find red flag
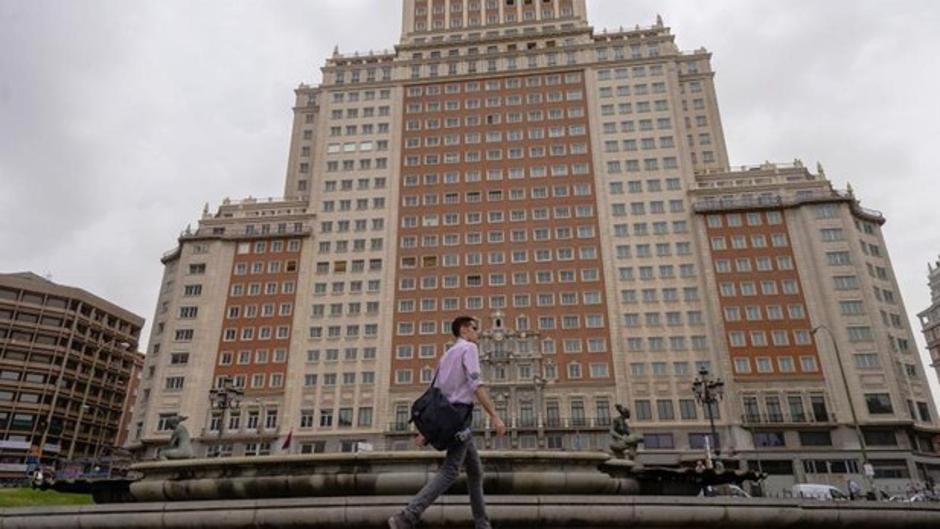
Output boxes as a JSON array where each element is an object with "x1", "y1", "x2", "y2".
[{"x1": 281, "y1": 429, "x2": 293, "y2": 451}]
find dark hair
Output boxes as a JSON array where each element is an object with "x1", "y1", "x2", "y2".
[{"x1": 451, "y1": 316, "x2": 477, "y2": 338}]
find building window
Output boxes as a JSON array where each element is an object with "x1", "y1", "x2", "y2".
[
  {"x1": 865, "y1": 393, "x2": 893, "y2": 415},
  {"x1": 799, "y1": 431, "x2": 832, "y2": 447},
  {"x1": 157, "y1": 414, "x2": 177, "y2": 432},
  {"x1": 164, "y1": 376, "x2": 185, "y2": 390},
  {"x1": 300, "y1": 410, "x2": 315, "y2": 428},
  {"x1": 358, "y1": 407, "x2": 373, "y2": 427},
  {"x1": 689, "y1": 432, "x2": 720, "y2": 450},
  {"x1": 863, "y1": 430, "x2": 898, "y2": 447},
  {"x1": 754, "y1": 431, "x2": 786, "y2": 447},
  {"x1": 644, "y1": 433, "x2": 674, "y2": 449}
]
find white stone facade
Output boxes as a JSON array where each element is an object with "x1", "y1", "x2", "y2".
[{"x1": 131, "y1": 0, "x2": 940, "y2": 493}]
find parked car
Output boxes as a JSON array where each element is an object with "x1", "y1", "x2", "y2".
[
  {"x1": 901, "y1": 492, "x2": 940, "y2": 503},
  {"x1": 700, "y1": 484, "x2": 752, "y2": 498},
  {"x1": 792, "y1": 484, "x2": 850, "y2": 500}
]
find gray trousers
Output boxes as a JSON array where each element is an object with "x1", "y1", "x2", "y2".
[{"x1": 403, "y1": 437, "x2": 490, "y2": 529}]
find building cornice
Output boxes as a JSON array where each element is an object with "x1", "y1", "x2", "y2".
[{"x1": 0, "y1": 273, "x2": 144, "y2": 327}]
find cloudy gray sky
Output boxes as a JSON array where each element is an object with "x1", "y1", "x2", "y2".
[{"x1": 2, "y1": 0, "x2": 939, "y2": 400}]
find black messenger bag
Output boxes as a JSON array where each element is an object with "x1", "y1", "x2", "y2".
[{"x1": 410, "y1": 372, "x2": 470, "y2": 450}]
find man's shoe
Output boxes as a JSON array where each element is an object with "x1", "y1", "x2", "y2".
[{"x1": 388, "y1": 513, "x2": 412, "y2": 529}]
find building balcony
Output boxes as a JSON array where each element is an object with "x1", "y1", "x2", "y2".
[
  {"x1": 740, "y1": 412, "x2": 837, "y2": 428},
  {"x1": 693, "y1": 195, "x2": 785, "y2": 212},
  {"x1": 198, "y1": 427, "x2": 280, "y2": 441},
  {"x1": 692, "y1": 189, "x2": 884, "y2": 223},
  {"x1": 387, "y1": 416, "x2": 611, "y2": 434},
  {"x1": 539, "y1": 417, "x2": 611, "y2": 430},
  {"x1": 180, "y1": 224, "x2": 313, "y2": 242}
]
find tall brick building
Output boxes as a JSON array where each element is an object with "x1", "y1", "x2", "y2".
[{"x1": 131, "y1": 0, "x2": 940, "y2": 492}]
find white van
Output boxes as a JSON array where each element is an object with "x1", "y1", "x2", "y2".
[{"x1": 791, "y1": 484, "x2": 850, "y2": 500}]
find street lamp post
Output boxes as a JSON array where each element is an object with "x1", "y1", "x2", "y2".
[
  {"x1": 692, "y1": 367, "x2": 725, "y2": 460},
  {"x1": 812, "y1": 324, "x2": 875, "y2": 497},
  {"x1": 209, "y1": 376, "x2": 243, "y2": 456},
  {"x1": 89, "y1": 406, "x2": 114, "y2": 474}
]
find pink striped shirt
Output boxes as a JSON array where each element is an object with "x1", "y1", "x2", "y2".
[{"x1": 433, "y1": 338, "x2": 484, "y2": 405}]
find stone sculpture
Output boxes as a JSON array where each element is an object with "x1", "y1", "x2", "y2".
[
  {"x1": 158, "y1": 415, "x2": 194, "y2": 460},
  {"x1": 609, "y1": 404, "x2": 643, "y2": 460}
]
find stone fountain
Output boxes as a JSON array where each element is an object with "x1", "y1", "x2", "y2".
[
  {"x1": 8, "y1": 413, "x2": 939, "y2": 528},
  {"x1": 7, "y1": 448, "x2": 940, "y2": 529}
]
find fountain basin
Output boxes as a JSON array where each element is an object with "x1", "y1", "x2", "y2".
[
  {"x1": 4, "y1": 496, "x2": 940, "y2": 529},
  {"x1": 129, "y1": 451, "x2": 639, "y2": 502}
]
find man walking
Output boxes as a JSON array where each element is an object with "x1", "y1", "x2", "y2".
[{"x1": 389, "y1": 316, "x2": 507, "y2": 529}]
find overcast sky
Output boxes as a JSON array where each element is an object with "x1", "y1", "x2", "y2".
[{"x1": 2, "y1": 0, "x2": 939, "y2": 401}]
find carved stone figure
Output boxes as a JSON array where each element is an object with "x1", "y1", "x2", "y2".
[
  {"x1": 158, "y1": 415, "x2": 194, "y2": 460},
  {"x1": 609, "y1": 404, "x2": 643, "y2": 460}
]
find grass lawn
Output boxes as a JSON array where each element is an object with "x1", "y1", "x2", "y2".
[{"x1": 0, "y1": 488, "x2": 93, "y2": 508}]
